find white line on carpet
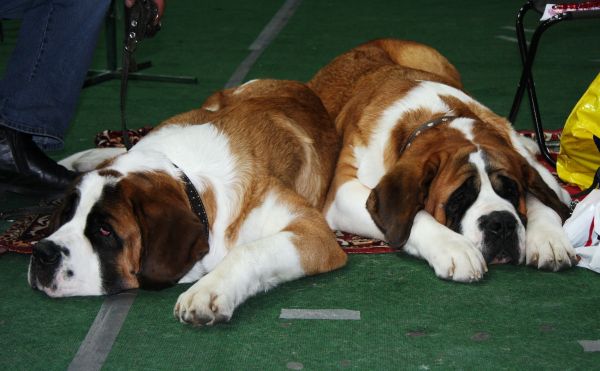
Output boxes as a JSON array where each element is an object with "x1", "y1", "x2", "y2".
[
  {"x1": 225, "y1": 0, "x2": 302, "y2": 88},
  {"x1": 578, "y1": 340, "x2": 600, "y2": 352},
  {"x1": 495, "y1": 35, "x2": 519, "y2": 43},
  {"x1": 68, "y1": 291, "x2": 137, "y2": 371},
  {"x1": 280, "y1": 309, "x2": 361, "y2": 320}
]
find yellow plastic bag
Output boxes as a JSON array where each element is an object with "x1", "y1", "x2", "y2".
[{"x1": 557, "y1": 73, "x2": 600, "y2": 190}]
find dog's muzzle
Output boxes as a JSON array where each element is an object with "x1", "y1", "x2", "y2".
[{"x1": 479, "y1": 211, "x2": 520, "y2": 264}]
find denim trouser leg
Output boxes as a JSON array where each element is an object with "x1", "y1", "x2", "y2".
[{"x1": 0, "y1": 0, "x2": 112, "y2": 150}]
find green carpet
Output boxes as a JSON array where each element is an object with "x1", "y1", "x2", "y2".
[
  {"x1": 1, "y1": 0, "x2": 599, "y2": 369},
  {"x1": 0, "y1": 253, "x2": 105, "y2": 368},
  {"x1": 2, "y1": 252, "x2": 599, "y2": 370},
  {"x1": 105, "y1": 255, "x2": 600, "y2": 370}
]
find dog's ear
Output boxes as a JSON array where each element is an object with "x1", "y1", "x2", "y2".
[
  {"x1": 366, "y1": 158, "x2": 438, "y2": 248},
  {"x1": 201, "y1": 90, "x2": 227, "y2": 111},
  {"x1": 522, "y1": 162, "x2": 571, "y2": 223},
  {"x1": 48, "y1": 189, "x2": 80, "y2": 233},
  {"x1": 130, "y1": 189, "x2": 210, "y2": 289}
]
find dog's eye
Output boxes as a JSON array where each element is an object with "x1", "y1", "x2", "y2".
[
  {"x1": 494, "y1": 175, "x2": 520, "y2": 209},
  {"x1": 449, "y1": 187, "x2": 466, "y2": 204},
  {"x1": 445, "y1": 176, "x2": 479, "y2": 232},
  {"x1": 95, "y1": 221, "x2": 114, "y2": 238},
  {"x1": 99, "y1": 226, "x2": 112, "y2": 237},
  {"x1": 53, "y1": 191, "x2": 80, "y2": 228}
]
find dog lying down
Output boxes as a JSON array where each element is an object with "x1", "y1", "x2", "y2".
[
  {"x1": 309, "y1": 38, "x2": 577, "y2": 282},
  {"x1": 28, "y1": 79, "x2": 347, "y2": 325}
]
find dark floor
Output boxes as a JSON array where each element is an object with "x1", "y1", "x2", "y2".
[{"x1": 1, "y1": 1, "x2": 599, "y2": 369}]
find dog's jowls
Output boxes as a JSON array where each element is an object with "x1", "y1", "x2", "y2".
[
  {"x1": 309, "y1": 38, "x2": 576, "y2": 282},
  {"x1": 28, "y1": 79, "x2": 347, "y2": 326}
]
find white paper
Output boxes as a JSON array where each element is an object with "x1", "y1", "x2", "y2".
[
  {"x1": 540, "y1": 4, "x2": 558, "y2": 21},
  {"x1": 563, "y1": 190, "x2": 600, "y2": 273}
]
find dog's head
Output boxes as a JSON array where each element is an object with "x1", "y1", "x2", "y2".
[
  {"x1": 366, "y1": 118, "x2": 570, "y2": 264},
  {"x1": 28, "y1": 153, "x2": 210, "y2": 297}
]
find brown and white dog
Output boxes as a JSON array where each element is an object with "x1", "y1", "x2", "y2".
[
  {"x1": 309, "y1": 39, "x2": 577, "y2": 282},
  {"x1": 28, "y1": 79, "x2": 347, "y2": 325}
]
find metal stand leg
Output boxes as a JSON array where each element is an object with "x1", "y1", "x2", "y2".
[
  {"x1": 508, "y1": 2, "x2": 534, "y2": 123},
  {"x1": 508, "y1": 2, "x2": 565, "y2": 167},
  {"x1": 84, "y1": 0, "x2": 197, "y2": 88},
  {"x1": 522, "y1": 17, "x2": 564, "y2": 167}
]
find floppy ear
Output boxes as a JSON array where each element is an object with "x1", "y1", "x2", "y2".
[
  {"x1": 366, "y1": 158, "x2": 438, "y2": 248},
  {"x1": 48, "y1": 188, "x2": 80, "y2": 233},
  {"x1": 522, "y1": 162, "x2": 571, "y2": 223},
  {"x1": 132, "y1": 197, "x2": 210, "y2": 289}
]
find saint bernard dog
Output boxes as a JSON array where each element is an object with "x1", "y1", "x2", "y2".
[
  {"x1": 28, "y1": 79, "x2": 347, "y2": 325},
  {"x1": 308, "y1": 38, "x2": 577, "y2": 282}
]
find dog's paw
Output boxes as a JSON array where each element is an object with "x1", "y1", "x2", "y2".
[
  {"x1": 526, "y1": 225, "x2": 578, "y2": 271},
  {"x1": 174, "y1": 278, "x2": 234, "y2": 326},
  {"x1": 427, "y1": 236, "x2": 487, "y2": 282}
]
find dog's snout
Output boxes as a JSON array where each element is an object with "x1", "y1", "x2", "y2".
[
  {"x1": 479, "y1": 211, "x2": 517, "y2": 239},
  {"x1": 32, "y1": 240, "x2": 62, "y2": 266}
]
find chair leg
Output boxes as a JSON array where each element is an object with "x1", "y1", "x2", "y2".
[
  {"x1": 508, "y1": 1, "x2": 534, "y2": 123},
  {"x1": 508, "y1": 1, "x2": 567, "y2": 167},
  {"x1": 520, "y1": 16, "x2": 565, "y2": 167}
]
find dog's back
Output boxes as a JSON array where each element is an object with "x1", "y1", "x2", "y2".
[
  {"x1": 160, "y1": 79, "x2": 340, "y2": 209},
  {"x1": 308, "y1": 38, "x2": 462, "y2": 121}
]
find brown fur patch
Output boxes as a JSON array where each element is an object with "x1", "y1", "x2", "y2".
[
  {"x1": 309, "y1": 38, "x2": 462, "y2": 121},
  {"x1": 209, "y1": 80, "x2": 339, "y2": 209},
  {"x1": 96, "y1": 157, "x2": 118, "y2": 170},
  {"x1": 200, "y1": 184, "x2": 217, "y2": 228},
  {"x1": 279, "y1": 191, "x2": 347, "y2": 275},
  {"x1": 105, "y1": 171, "x2": 211, "y2": 288},
  {"x1": 98, "y1": 169, "x2": 123, "y2": 178}
]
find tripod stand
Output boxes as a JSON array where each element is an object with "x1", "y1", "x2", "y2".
[{"x1": 85, "y1": 0, "x2": 197, "y2": 88}]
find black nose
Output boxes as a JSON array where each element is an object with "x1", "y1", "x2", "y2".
[
  {"x1": 479, "y1": 211, "x2": 517, "y2": 239},
  {"x1": 32, "y1": 240, "x2": 62, "y2": 266}
]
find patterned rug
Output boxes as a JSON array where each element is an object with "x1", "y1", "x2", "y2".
[{"x1": 0, "y1": 128, "x2": 576, "y2": 255}]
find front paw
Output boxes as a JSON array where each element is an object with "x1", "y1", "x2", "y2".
[
  {"x1": 174, "y1": 279, "x2": 234, "y2": 326},
  {"x1": 526, "y1": 226, "x2": 578, "y2": 271},
  {"x1": 427, "y1": 236, "x2": 487, "y2": 282}
]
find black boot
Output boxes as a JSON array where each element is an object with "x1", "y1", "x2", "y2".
[{"x1": 0, "y1": 126, "x2": 78, "y2": 196}]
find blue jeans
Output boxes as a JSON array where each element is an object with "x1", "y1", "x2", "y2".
[{"x1": 0, "y1": 0, "x2": 111, "y2": 150}]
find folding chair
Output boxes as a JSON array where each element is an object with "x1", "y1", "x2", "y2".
[{"x1": 508, "y1": 0, "x2": 600, "y2": 166}]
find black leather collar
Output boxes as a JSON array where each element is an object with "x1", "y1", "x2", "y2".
[
  {"x1": 397, "y1": 116, "x2": 457, "y2": 156},
  {"x1": 173, "y1": 163, "x2": 210, "y2": 236}
]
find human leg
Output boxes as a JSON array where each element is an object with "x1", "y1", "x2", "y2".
[
  {"x1": 0, "y1": 0, "x2": 112, "y2": 148},
  {"x1": 0, "y1": 0, "x2": 111, "y2": 195}
]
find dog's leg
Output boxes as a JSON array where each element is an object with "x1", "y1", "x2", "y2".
[
  {"x1": 174, "y1": 233, "x2": 306, "y2": 325},
  {"x1": 404, "y1": 210, "x2": 488, "y2": 282},
  {"x1": 525, "y1": 195, "x2": 577, "y2": 271},
  {"x1": 174, "y1": 190, "x2": 347, "y2": 326},
  {"x1": 325, "y1": 179, "x2": 385, "y2": 240}
]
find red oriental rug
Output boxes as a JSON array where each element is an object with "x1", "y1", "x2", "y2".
[{"x1": 0, "y1": 128, "x2": 580, "y2": 255}]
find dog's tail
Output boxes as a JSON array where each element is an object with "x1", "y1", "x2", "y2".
[{"x1": 368, "y1": 38, "x2": 462, "y2": 89}]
